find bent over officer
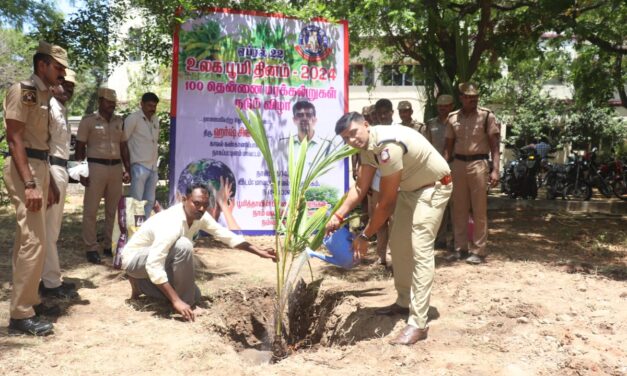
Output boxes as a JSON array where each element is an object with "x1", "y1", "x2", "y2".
[
  {"x1": 3, "y1": 41, "x2": 68, "y2": 335},
  {"x1": 76, "y1": 88, "x2": 131, "y2": 264},
  {"x1": 326, "y1": 112, "x2": 452, "y2": 345},
  {"x1": 443, "y1": 83, "x2": 500, "y2": 264}
]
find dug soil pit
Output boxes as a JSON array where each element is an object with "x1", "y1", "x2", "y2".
[{"x1": 205, "y1": 280, "x2": 398, "y2": 356}]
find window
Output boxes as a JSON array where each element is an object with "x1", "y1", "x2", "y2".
[
  {"x1": 380, "y1": 65, "x2": 424, "y2": 86},
  {"x1": 127, "y1": 28, "x2": 142, "y2": 62},
  {"x1": 349, "y1": 64, "x2": 374, "y2": 86}
]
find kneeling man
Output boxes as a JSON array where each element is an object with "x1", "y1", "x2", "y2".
[
  {"x1": 120, "y1": 183, "x2": 276, "y2": 321},
  {"x1": 327, "y1": 112, "x2": 452, "y2": 345}
]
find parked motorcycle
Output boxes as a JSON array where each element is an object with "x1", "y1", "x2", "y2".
[
  {"x1": 562, "y1": 153, "x2": 593, "y2": 201},
  {"x1": 501, "y1": 146, "x2": 541, "y2": 199}
]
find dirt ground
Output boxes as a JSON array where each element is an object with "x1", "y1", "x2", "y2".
[{"x1": 0, "y1": 188, "x2": 626, "y2": 376}]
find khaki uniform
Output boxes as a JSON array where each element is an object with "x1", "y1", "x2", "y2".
[
  {"x1": 2, "y1": 74, "x2": 51, "y2": 319},
  {"x1": 42, "y1": 97, "x2": 71, "y2": 288},
  {"x1": 445, "y1": 107, "x2": 499, "y2": 256},
  {"x1": 401, "y1": 119, "x2": 422, "y2": 131},
  {"x1": 77, "y1": 112, "x2": 126, "y2": 252},
  {"x1": 422, "y1": 117, "x2": 451, "y2": 247},
  {"x1": 361, "y1": 125, "x2": 451, "y2": 329}
]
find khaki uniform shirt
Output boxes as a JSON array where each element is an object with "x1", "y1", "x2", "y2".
[
  {"x1": 77, "y1": 112, "x2": 126, "y2": 159},
  {"x1": 48, "y1": 97, "x2": 70, "y2": 160},
  {"x1": 401, "y1": 119, "x2": 422, "y2": 131},
  {"x1": 445, "y1": 107, "x2": 499, "y2": 155},
  {"x1": 2, "y1": 74, "x2": 51, "y2": 150},
  {"x1": 124, "y1": 109, "x2": 159, "y2": 170},
  {"x1": 121, "y1": 203, "x2": 245, "y2": 285},
  {"x1": 360, "y1": 125, "x2": 450, "y2": 192},
  {"x1": 422, "y1": 117, "x2": 448, "y2": 156}
]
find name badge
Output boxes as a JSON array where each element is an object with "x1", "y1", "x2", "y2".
[{"x1": 95, "y1": 124, "x2": 104, "y2": 130}]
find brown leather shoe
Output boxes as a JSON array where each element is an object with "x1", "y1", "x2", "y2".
[
  {"x1": 389, "y1": 325, "x2": 428, "y2": 345},
  {"x1": 374, "y1": 304, "x2": 409, "y2": 316}
]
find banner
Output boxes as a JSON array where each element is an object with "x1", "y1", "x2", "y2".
[{"x1": 170, "y1": 8, "x2": 349, "y2": 234}]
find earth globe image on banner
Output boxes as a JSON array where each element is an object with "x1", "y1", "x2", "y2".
[{"x1": 177, "y1": 158, "x2": 237, "y2": 198}]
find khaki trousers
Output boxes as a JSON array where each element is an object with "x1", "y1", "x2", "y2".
[
  {"x1": 388, "y1": 182, "x2": 451, "y2": 329},
  {"x1": 82, "y1": 162, "x2": 123, "y2": 252},
  {"x1": 451, "y1": 159, "x2": 489, "y2": 256},
  {"x1": 4, "y1": 157, "x2": 49, "y2": 319},
  {"x1": 368, "y1": 190, "x2": 390, "y2": 262},
  {"x1": 125, "y1": 238, "x2": 200, "y2": 306},
  {"x1": 43, "y1": 165, "x2": 68, "y2": 288}
]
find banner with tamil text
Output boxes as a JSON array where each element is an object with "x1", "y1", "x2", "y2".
[{"x1": 170, "y1": 8, "x2": 349, "y2": 234}]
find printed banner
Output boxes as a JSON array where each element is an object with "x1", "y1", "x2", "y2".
[{"x1": 170, "y1": 8, "x2": 349, "y2": 234}]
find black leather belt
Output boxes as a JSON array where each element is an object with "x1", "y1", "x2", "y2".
[
  {"x1": 87, "y1": 157, "x2": 121, "y2": 166},
  {"x1": 455, "y1": 154, "x2": 489, "y2": 162},
  {"x1": 49, "y1": 155, "x2": 68, "y2": 168},
  {"x1": 25, "y1": 148, "x2": 49, "y2": 161}
]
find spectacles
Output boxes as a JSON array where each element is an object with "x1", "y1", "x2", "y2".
[{"x1": 295, "y1": 112, "x2": 315, "y2": 119}]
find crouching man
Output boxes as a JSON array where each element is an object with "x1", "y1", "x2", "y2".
[
  {"x1": 120, "y1": 183, "x2": 276, "y2": 321},
  {"x1": 326, "y1": 112, "x2": 452, "y2": 345}
]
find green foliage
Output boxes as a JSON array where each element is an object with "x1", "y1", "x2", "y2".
[
  {"x1": 561, "y1": 103, "x2": 627, "y2": 151},
  {"x1": 570, "y1": 46, "x2": 616, "y2": 108},
  {"x1": 236, "y1": 108, "x2": 356, "y2": 347}
]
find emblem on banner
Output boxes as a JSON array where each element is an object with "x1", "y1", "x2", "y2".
[{"x1": 295, "y1": 25, "x2": 332, "y2": 62}]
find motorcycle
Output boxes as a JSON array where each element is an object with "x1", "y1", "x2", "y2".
[
  {"x1": 501, "y1": 146, "x2": 541, "y2": 199},
  {"x1": 562, "y1": 153, "x2": 593, "y2": 201}
]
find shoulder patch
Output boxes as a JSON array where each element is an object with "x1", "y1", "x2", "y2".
[
  {"x1": 20, "y1": 86, "x2": 37, "y2": 105},
  {"x1": 379, "y1": 148, "x2": 391, "y2": 163}
]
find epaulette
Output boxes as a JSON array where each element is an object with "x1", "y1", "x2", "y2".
[
  {"x1": 447, "y1": 109, "x2": 460, "y2": 119},
  {"x1": 478, "y1": 106, "x2": 493, "y2": 114},
  {"x1": 20, "y1": 80, "x2": 36, "y2": 91}
]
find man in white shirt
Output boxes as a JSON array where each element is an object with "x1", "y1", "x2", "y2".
[
  {"x1": 41, "y1": 69, "x2": 79, "y2": 300},
  {"x1": 121, "y1": 183, "x2": 276, "y2": 321},
  {"x1": 124, "y1": 92, "x2": 160, "y2": 218}
]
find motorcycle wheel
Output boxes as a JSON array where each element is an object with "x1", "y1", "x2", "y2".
[
  {"x1": 613, "y1": 178, "x2": 627, "y2": 201},
  {"x1": 563, "y1": 181, "x2": 592, "y2": 201},
  {"x1": 597, "y1": 179, "x2": 613, "y2": 198}
]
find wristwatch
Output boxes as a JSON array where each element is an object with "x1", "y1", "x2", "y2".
[
  {"x1": 24, "y1": 180, "x2": 36, "y2": 189},
  {"x1": 358, "y1": 232, "x2": 371, "y2": 241}
]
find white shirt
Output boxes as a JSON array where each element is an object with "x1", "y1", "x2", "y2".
[
  {"x1": 124, "y1": 109, "x2": 159, "y2": 170},
  {"x1": 48, "y1": 97, "x2": 71, "y2": 160},
  {"x1": 121, "y1": 203, "x2": 246, "y2": 284}
]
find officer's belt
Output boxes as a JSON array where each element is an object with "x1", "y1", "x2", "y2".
[
  {"x1": 87, "y1": 157, "x2": 121, "y2": 166},
  {"x1": 455, "y1": 154, "x2": 489, "y2": 162},
  {"x1": 25, "y1": 148, "x2": 49, "y2": 161},
  {"x1": 49, "y1": 155, "x2": 68, "y2": 168},
  {"x1": 416, "y1": 174, "x2": 452, "y2": 191}
]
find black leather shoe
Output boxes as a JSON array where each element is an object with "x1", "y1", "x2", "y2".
[
  {"x1": 102, "y1": 248, "x2": 113, "y2": 257},
  {"x1": 34, "y1": 303, "x2": 61, "y2": 316},
  {"x1": 40, "y1": 283, "x2": 79, "y2": 299},
  {"x1": 374, "y1": 304, "x2": 409, "y2": 316},
  {"x1": 9, "y1": 316, "x2": 54, "y2": 336},
  {"x1": 40, "y1": 280, "x2": 76, "y2": 292},
  {"x1": 465, "y1": 254, "x2": 486, "y2": 265},
  {"x1": 445, "y1": 250, "x2": 469, "y2": 262},
  {"x1": 86, "y1": 251, "x2": 102, "y2": 264}
]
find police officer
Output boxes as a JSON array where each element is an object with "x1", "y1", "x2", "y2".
[
  {"x1": 76, "y1": 88, "x2": 131, "y2": 264},
  {"x1": 41, "y1": 69, "x2": 79, "y2": 299},
  {"x1": 3, "y1": 41, "x2": 68, "y2": 335},
  {"x1": 397, "y1": 100, "x2": 422, "y2": 130},
  {"x1": 443, "y1": 83, "x2": 500, "y2": 264},
  {"x1": 423, "y1": 94, "x2": 455, "y2": 249},
  {"x1": 327, "y1": 112, "x2": 452, "y2": 345},
  {"x1": 421, "y1": 94, "x2": 454, "y2": 155}
]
